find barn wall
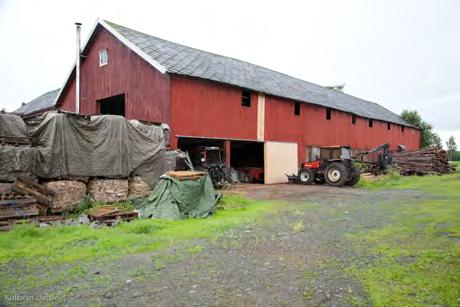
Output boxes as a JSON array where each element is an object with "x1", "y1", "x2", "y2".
[
  {"x1": 263, "y1": 95, "x2": 420, "y2": 162},
  {"x1": 57, "y1": 26, "x2": 170, "y2": 124},
  {"x1": 169, "y1": 76, "x2": 258, "y2": 147}
]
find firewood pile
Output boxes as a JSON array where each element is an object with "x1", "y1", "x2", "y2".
[
  {"x1": 392, "y1": 147, "x2": 455, "y2": 175},
  {"x1": 88, "y1": 179, "x2": 129, "y2": 202},
  {"x1": 128, "y1": 176, "x2": 151, "y2": 199},
  {"x1": 0, "y1": 177, "x2": 141, "y2": 231}
]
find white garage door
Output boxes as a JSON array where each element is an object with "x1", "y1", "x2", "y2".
[{"x1": 264, "y1": 141, "x2": 298, "y2": 184}]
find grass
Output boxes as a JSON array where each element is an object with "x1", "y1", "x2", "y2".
[
  {"x1": 0, "y1": 194, "x2": 277, "y2": 265},
  {"x1": 347, "y1": 169, "x2": 460, "y2": 306}
]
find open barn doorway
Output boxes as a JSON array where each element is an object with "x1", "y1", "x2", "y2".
[
  {"x1": 230, "y1": 141, "x2": 264, "y2": 183},
  {"x1": 177, "y1": 137, "x2": 225, "y2": 168},
  {"x1": 176, "y1": 137, "x2": 264, "y2": 183},
  {"x1": 98, "y1": 94, "x2": 125, "y2": 116}
]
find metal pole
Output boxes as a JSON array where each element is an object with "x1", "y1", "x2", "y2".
[{"x1": 75, "y1": 22, "x2": 82, "y2": 114}]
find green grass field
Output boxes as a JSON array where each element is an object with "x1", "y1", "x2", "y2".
[{"x1": 0, "y1": 195, "x2": 277, "y2": 265}]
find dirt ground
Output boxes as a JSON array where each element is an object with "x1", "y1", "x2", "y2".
[{"x1": 2, "y1": 184, "x2": 430, "y2": 306}]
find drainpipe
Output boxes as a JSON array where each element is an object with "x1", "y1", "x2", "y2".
[{"x1": 75, "y1": 22, "x2": 82, "y2": 114}]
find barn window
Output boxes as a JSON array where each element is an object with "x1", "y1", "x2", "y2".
[
  {"x1": 294, "y1": 102, "x2": 300, "y2": 116},
  {"x1": 369, "y1": 119, "x2": 373, "y2": 128},
  {"x1": 387, "y1": 123, "x2": 391, "y2": 130},
  {"x1": 241, "y1": 90, "x2": 251, "y2": 107},
  {"x1": 402, "y1": 126, "x2": 405, "y2": 133},
  {"x1": 99, "y1": 49, "x2": 108, "y2": 67},
  {"x1": 326, "y1": 108, "x2": 331, "y2": 120},
  {"x1": 352, "y1": 115, "x2": 356, "y2": 125}
]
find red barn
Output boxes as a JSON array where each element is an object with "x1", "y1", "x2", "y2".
[{"x1": 19, "y1": 19, "x2": 420, "y2": 183}]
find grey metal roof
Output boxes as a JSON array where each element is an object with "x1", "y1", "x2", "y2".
[
  {"x1": 106, "y1": 21, "x2": 413, "y2": 127},
  {"x1": 14, "y1": 89, "x2": 60, "y2": 115}
]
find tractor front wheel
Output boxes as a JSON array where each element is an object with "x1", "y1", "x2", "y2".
[
  {"x1": 298, "y1": 168, "x2": 315, "y2": 185},
  {"x1": 324, "y1": 162, "x2": 348, "y2": 186}
]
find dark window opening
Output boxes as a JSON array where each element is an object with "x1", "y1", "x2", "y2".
[
  {"x1": 369, "y1": 119, "x2": 373, "y2": 128},
  {"x1": 402, "y1": 126, "x2": 405, "y2": 133},
  {"x1": 326, "y1": 108, "x2": 331, "y2": 120},
  {"x1": 387, "y1": 123, "x2": 391, "y2": 130},
  {"x1": 352, "y1": 115, "x2": 356, "y2": 125},
  {"x1": 98, "y1": 94, "x2": 125, "y2": 116},
  {"x1": 294, "y1": 102, "x2": 300, "y2": 116},
  {"x1": 241, "y1": 90, "x2": 251, "y2": 107}
]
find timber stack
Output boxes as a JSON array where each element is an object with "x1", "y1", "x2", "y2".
[{"x1": 392, "y1": 147, "x2": 455, "y2": 175}]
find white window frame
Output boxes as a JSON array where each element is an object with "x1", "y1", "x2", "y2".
[{"x1": 99, "y1": 49, "x2": 108, "y2": 67}]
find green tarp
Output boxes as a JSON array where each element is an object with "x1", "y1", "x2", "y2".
[{"x1": 138, "y1": 174, "x2": 218, "y2": 219}]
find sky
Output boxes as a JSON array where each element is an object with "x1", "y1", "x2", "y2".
[{"x1": 0, "y1": 0, "x2": 459, "y2": 146}]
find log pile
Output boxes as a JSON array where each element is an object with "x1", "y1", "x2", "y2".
[
  {"x1": 128, "y1": 176, "x2": 151, "y2": 199},
  {"x1": 392, "y1": 147, "x2": 455, "y2": 175},
  {"x1": 43, "y1": 180, "x2": 87, "y2": 212},
  {"x1": 88, "y1": 179, "x2": 128, "y2": 202}
]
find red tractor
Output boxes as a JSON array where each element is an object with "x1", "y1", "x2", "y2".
[{"x1": 298, "y1": 146, "x2": 360, "y2": 186}]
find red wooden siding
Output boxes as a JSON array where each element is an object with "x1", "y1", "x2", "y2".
[
  {"x1": 264, "y1": 95, "x2": 420, "y2": 162},
  {"x1": 169, "y1": 76, "x2": 258, "y2": 147},
  {"x1": 57, "y1": 26, "x2": 170, "y2": 124}
]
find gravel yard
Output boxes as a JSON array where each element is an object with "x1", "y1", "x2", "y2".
[{"x1": 1, "y1": 173, "x2": 459, "y2": 306}]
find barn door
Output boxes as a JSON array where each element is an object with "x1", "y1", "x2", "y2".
[{"x1": 264, "y1": 141, "x2": 298, "y2": 184}]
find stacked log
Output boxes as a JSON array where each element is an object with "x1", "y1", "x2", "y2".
[
  {"x1": 88, "y1": 179, "x2": 128, "y2": 202},
  {"x1": 128, "y1": 176, "x2": 151, "y2": 199},
  {"x1": 392, "y1": 147, "x2": 455, "y2": 175},
  {"x1": 43, "y1": 180, "x2": 87, "y2": 212}
]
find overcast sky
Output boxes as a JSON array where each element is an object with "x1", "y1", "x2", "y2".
[{"x1": 0, "y1": 0, "x2": 459, "y2": 145}]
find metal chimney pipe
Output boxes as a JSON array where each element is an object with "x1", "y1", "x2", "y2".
[{"x1": 75, "y1": 22, "x2": 82, "y2": 114}]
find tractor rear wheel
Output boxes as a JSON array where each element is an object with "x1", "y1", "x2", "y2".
[
  {"x1": 298, "y1": 168, "x2": 315, "y2": 185},
  {"x1": 345, "y1": 165, "x2": 360, "y2": 186},
  {"x1": 325, "y1": 162, "x2": 348, "y2": 186}
]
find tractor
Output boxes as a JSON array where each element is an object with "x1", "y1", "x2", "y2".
[
  {"x1": 297, "y1": 144, "x2": 392, "y2": 186},
  {"x1": 298, "y1": 146, "x2": 360, "y2": 186},
  {"x1": 194, "y1": 146, "x2": 228, "y2": 187}
]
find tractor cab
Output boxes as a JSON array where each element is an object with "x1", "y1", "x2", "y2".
[
  {"x1": 304, "y1": 146, "x2": 352, "y2": 170},
  {"x1": 195, "y1": 146, "x2": 223, "y2": 168}
]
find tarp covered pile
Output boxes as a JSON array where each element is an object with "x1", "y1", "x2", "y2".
[
  {"x1": 138, "y1": 174, "x2": 218, "y2": 219},
  {"x1": 0, "y1": 112, "x2": 166, "y2": 186}
]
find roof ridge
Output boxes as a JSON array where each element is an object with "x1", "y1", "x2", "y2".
[{"x1": 104, "y1": 20, "x2": 410, "y2": 124}]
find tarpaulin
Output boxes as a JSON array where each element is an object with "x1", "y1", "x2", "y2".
[
  {"x1": 0, "y1": 112, "x2": 166, "y2": 186},
  {"x1": 138, "y1": 174, "x2": 217, "y2": 219}
]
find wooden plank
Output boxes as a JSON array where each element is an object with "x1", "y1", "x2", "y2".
[
  {"x1": 0, "y1": 198, "x2": 36, "y2": 207},
  {"x1": 167, "y1": 171, "x2": 207, "y2": 180},
  {"x1": 12, "y1": 177, "x2": 54, "y2": 207},
  {"x1": 0, "y1": 207, "x2": 39, "y2": 220}
]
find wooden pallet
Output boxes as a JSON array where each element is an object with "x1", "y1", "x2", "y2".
[
  {"x1": 88, "y1": 207, "x2": 138, "y2": 225},
  {"x1": 0, "y1": 198, "x2": 39, "y2": 221},
  {"x1": 167, "y1": 171, "x2": 207, "y2": 180}
]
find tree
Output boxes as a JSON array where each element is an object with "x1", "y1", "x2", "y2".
[
  {"x1": 431, "y1": 134, "x2": 442, "y2": 148},
  {"x1": 326, "y1": 84, "x2": 345, "y2": 92},
  {"x1": 446, "y1": 136, "x2": 457, "y2": 161},
  {"x1": 400, "y1": 110, "x2": 441, "y2": 148}
]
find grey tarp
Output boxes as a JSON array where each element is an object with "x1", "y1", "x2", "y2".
[
  {"x1": 0, "y1": 113, "x2": 166, "y2": 186},
  {"x1": 0, "y1": 113, "x2": 30, "y2": 138},
  {"x1": 138, "y1": 174, "x2": 217, "y2": 219}
]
